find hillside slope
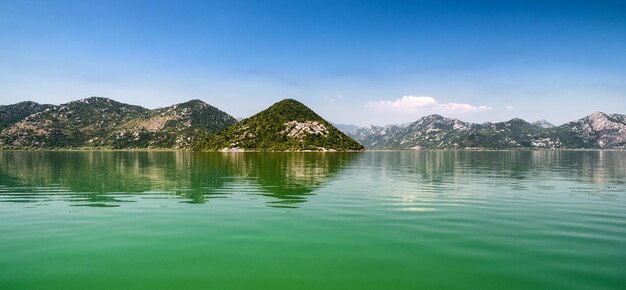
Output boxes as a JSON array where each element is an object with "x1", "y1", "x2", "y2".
[
  {"x1": 0, "y1": 97, "x2": 236, "y2": 149},
  {"x1": 192, "y1": 99, "x2": 363, "y2": 151},
  {"x1": 110, "y1": 99, "x2": 236, "y2": 148}
]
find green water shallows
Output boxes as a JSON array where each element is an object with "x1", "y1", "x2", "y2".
[{"x1": 0, "y1": 151, "x2": 625, "y2": 289}]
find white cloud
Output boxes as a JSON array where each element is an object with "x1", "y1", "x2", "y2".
[
  {"x1": 366, "y1": 95, "x2": 437, "y2": 111},
  {"x1": 505, "y1": 105, "x2": 514, "y2": 110},
  {"x1": 366, "y1": 95, "x2": 492, "y2": 113}
]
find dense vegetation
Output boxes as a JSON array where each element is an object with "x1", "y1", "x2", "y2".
[{"x1": 192, "y1": 99, "x2": 364, "y2": 151}]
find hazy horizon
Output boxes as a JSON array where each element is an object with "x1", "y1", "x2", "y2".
[{"x1": 1, "y1": 95, "x2": 616, "y2": 128}]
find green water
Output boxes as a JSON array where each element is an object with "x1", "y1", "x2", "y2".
[{"x1": 0, "y1": 151, "x2": 625, "y2": 289}]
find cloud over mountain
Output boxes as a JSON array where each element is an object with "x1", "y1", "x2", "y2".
[{"x1": 365, "y1": 95, "x2": 492, "y2": 113}]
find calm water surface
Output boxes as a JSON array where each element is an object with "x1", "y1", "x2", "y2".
[{"x1": 0, "y1": 151, "x2": 625, "y2": 289}]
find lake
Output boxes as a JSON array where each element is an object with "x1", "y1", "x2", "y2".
[{"x1": 0, "y1": 150, "x2": 625, "y2": 289}]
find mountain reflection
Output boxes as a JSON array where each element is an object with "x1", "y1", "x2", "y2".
[
  {"x1": 364, "y1": 150, "x2": 626, "y2": 186},
  {"x1": 0, "y1": 151, "x2": 359, "y2": 207},
  {"x1": 360, "y1": 150, "x2": 626, "y2": 206},
  {"x1": 1, "y1": 150, "x2": 624, "y2": 208},
  {"x1": 234, "y1": 153, "x2": 359, "y2": 208}
]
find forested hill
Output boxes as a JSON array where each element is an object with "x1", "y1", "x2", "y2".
[{"x1": 192, "y1": 99, "x2": 364, "y2": 151}]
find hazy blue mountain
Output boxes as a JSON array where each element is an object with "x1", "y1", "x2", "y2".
[
  {"x1": 532, "y1": 120, "x2": 556, "y2": 128},
  {"x1": 349, "y1": 124, "x2": 404, "y2": 149},
  {"x1": 332, "y1": 123, "x2": 361, "y2": 135}
]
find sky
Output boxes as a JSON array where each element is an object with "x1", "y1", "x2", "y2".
[{"x1": 0, "y1": 0, "x2": 625, "y2": 126}]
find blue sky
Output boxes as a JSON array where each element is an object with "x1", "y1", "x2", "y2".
[{"x1": 1, "y1": 0, "x2": 625, "y2": 126}]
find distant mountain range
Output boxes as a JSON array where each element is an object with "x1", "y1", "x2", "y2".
[
  {"x1": 531, "y1": 120, "x2": 556, "y2": 129},
  {"x1": 345, "y1": 112, "x2": 626, "y2": 149},
  {"x1": 1, "y1": 97, "x2": 624, "y2": 150}
]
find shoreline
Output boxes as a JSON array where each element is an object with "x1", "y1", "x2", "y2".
[{"x1": 0, "y1": 148, "x2": 624, "y2": 152}]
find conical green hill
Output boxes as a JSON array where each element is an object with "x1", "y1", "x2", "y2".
[{"x1": 192, "y1": 99, "x2": 364, "y2": 151}]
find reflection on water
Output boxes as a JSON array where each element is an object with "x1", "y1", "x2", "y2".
[
  {"x1": 0, "y1": 150, "x2": 624, "y2": 208},
  {"x1": 2, "y1": 150, "x2": 625, "y2": 290},
  {"x1": 0, "y1": 151, "x2": 360, "y2": 208},
  {"x1": 362, "y1": 150, "x2": 626, "y2": 184},
  {"x1": 235, "y1": 153, "x2": 358, "y2": 207},
  {"x1": 358, "y1": 150, "x2": 626, "y2": 212}
]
